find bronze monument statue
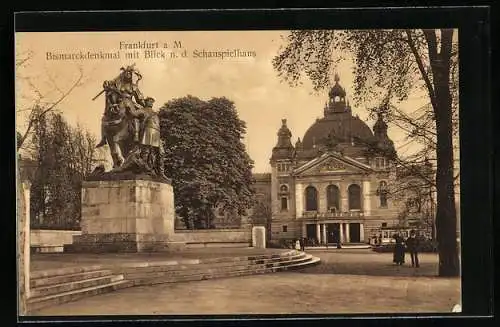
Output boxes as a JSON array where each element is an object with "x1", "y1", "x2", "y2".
[{"x1": 89, "y1": 64, "x2": 167, "y2": 181}]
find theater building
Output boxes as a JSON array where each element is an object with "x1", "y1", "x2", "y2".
[{"x1": 266, "y1": 75, "x2": 402, "y2": 244}]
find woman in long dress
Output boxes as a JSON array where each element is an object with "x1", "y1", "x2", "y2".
[
  {"x1": 393, "y1": 234, "x2": 405, "y2": 265},
  {"x1": 295, "y1": 239, "x2": 301, "y2": 251}
]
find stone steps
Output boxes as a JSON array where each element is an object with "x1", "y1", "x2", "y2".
[
  {"x1": 278, "y1": 255, "x2": 322, "y2": 271},
  {"x1": 131, "y1": 253, "x2": 319, "y2": 286},
  {"x1": 31, "y1": 269, "x2": 113, "y2": 288},
  {"x1": 121, "y1": 252, "x2": 309, "y2": 280},
  {"x1": 119, "y1": 251, "x2": 308, "y2": 277},
  {"x1": 30, "y1": 275, "x2": 124, "y2": 298},
  {"x1": 28, "y1": 266, "x2": 129, "y2": 313},
  {"x1": 28, "y1": 279, "x2": 133, "y2": 313},
  {"x1": 27, "y1": 250, "x2": 320, "y2": 313},
  {"x1": 30, "y1": 265, "x2": 105, "y2": 280}
]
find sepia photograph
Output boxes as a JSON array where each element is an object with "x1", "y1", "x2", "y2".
[{"x1": 16, "y1": 27, "x2": 463, "y2": 317}]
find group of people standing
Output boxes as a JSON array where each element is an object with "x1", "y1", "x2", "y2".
[{"x1": 393, "y1": 230, "x2": 421, "y2": 268}]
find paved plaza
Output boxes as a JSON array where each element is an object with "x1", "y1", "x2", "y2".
[{"x1": 31, "y1": 249, "x2": 460, "y2": 315}]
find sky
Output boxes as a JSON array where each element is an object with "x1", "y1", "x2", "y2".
[{"x1": 15, "y1": 31, "x2": 430, "y2": 173}]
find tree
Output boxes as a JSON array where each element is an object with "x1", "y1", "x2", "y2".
[
  {"x1": 273, "y1": 29, "x2": 459, "y2": 276},
  {"x1": 29, "y1": 109, "x2": 101, "y2": 229},
  {"x1": 159, "y1": 96, "x2": 255, "y2": 229},
  {"x1": 389, "y1": 161, "x2": 436, "y2": 238}
]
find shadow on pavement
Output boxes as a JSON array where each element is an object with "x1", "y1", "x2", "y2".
[
  {"x1": 296, "y1": 261, "x2": 438, "y2": 277},
  {"x1": 295, "y1": 251, "x2": 440, "y2": 277}
]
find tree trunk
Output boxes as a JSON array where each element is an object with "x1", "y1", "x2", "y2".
[
  {"x1": 434, "y1": 96, "x2": 460, "y2": 276},
  {"x1": 431, "y1": 34, "x2": 460, "y2": 277},
  {"x1": 421, "y1": 29, "x2": 459, "y2": 277}
]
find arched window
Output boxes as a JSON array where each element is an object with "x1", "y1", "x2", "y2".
[
  {"x1": 379, "y1": 181, "x2": 388, "y2": 208},
  {"x1": 326, "y1": 185, "x2": 340, "y2": 211},
  {"x1": 305, "y1": 186, "x2": 318, "y2": 211},
  {"x1": 280, "y1": 185, "x2": 288, "y2": 193},
  {"x1": 348, "y1": 184, "x2": 361, "y2": 210}
]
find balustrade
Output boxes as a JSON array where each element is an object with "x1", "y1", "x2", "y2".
[{"x1": 301, "y1": 210, "x2": 363, "y2": 219}]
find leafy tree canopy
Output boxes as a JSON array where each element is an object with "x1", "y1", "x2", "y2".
[{"x1": 159, "y1": 95, "x2": 255, "y2": 229}]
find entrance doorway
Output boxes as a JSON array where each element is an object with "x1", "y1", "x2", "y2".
[
  {"x1": 349, "y1": 223, "x2": 361, "y2": 243},
  {"x1": 327, "y1": 223, "x2": 340, "y2": 243},
  {"x1": 306, "y1": 224, "x2": 316, "y2": 241}
]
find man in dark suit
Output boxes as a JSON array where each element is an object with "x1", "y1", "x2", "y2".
[{"x1": 405, "y1": 230, "x2": 420, "y2": 267}]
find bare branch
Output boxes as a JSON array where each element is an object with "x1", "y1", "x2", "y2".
[
  {"x1": 405, "y1": 30, "x2": 438, "y2": 110},
  {"x1": 15, "y1": 50, "x2": 34, "y2": 67},
  {"x1": 17, "y1": 69, "x2": 84, "y2": 150}
]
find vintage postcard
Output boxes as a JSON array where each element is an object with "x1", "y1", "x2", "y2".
[{"x1": 16, "y1": 28, "x2": 463, "y2": 317}]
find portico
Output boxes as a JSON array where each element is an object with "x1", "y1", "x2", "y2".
[{"x1": 304, "y1": 220, "x2": 365, "y2": 244}]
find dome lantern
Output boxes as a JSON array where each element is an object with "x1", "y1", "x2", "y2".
[
  {"x1": 326, "y1": 73, "x2": 347, "y2": 114},
  {"x1": 328, "y1": 73, "x2": 347, "y2": 100}
]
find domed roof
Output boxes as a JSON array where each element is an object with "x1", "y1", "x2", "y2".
[{"x1": 302, "y1": 115, "x2": 375, "y2": 150}]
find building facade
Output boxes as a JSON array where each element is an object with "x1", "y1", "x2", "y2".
[{"x1": 265, "y1": 75, "x2": 403, "y2": 244}]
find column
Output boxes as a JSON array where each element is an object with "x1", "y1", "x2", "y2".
[
  {"x1": 316, "y1": 223, "x2": 321, "y2": 243},
  {"x1": 341, "y1": 182, "x2": 348, "y2": 212},
  {"x1": 339, "y1": 223, "x2": 344, "y2": 243},
  {"x1": 345, "y1": 223, "x2": 350, "y2": 243},
  {"x1": 19, "y1": 181, "x2": 31, "y2": 315},
  {"x1": 295, "y1": 183, "x2": 303, "y2": 217},
  {"x1": 302, "y1": 223, "x2": 306, "y2": 238},
  {"x1": 363, "y1": 181, "x2": 371, "y2": 215},
  {"x1": 319, "y1": 183, "x2": 327, "y2": 213},
  {"x1": 322, "y1": 224, "x2": 327, "y2": 244},
  {"x1": 360, "y1": 223, "x2": 365, "y2": 242}
]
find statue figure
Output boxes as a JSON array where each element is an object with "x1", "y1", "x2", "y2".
[
  {"x1": 110, "y1": 96, "x2": 167, "y2": 180},
  {"x1": 129, "y1": 97, "x2": 158, "y2": 146},
  {"x1": 96, "y1": 64, "x2": 145, "y2": 148},
  {"x1": 90, "y1": 64, "x2": 167, "y2": 181}
]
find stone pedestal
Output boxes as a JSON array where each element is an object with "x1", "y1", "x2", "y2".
[
  {"x1": 252, "y1": 226, "x2": 266, "y2": 249},
  {"x1": 67, "y1": 179, "x2": 181, "y2": 253}
]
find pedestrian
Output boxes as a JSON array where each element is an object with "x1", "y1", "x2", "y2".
[
  {"x1": 299, "y1": 237, "x2": 305, "y2": 251},
  {"x1": 405, "y1": 230, "x2": 420, "y2": 267},
  {"x1": 295, "y1": 239, "x2": 301, "y2": 251},
  {"x1": 392, "y1": 233, "x2": 405, "y2": 265}
]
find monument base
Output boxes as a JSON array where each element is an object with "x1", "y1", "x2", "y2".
[
  {"x1": 65, "y1": 233, "x2": 186, "y2": 253},
  {"x1": 67, "y1": 179, "x2": 185, "y2": 253}
]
